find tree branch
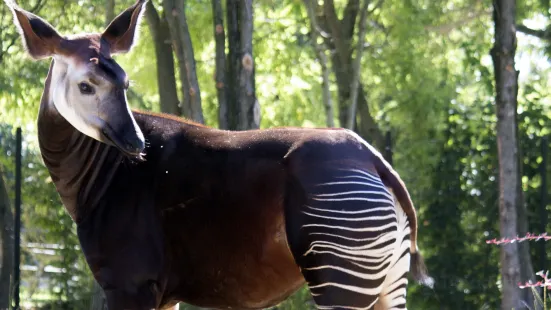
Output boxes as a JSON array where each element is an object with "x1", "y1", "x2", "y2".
[
  {"x1": 0, "y1": 36, "x2": 18, "y2": 64},
  {"x1": 357, "y1": 85, "x2": 385, "y2": 150},
  {"x1": 324, "y1": 0, "x2": 350, "y2": 66},
  {"x1": 127, "y1": 88, "x2": 148, "y2": 109},
  {"x1": 516, "y1": 24, "x2": 551, "y2": 40},
  {"x1": 341, "y1": 0, "x2": 359, "y2": 43},
  {"x1": 29, "y1": 0, "x2": 46, "y2": 15},
  {"x1": 424, "y1": 9, "x2": 489, "y2": 35},
  {"x1": 346, "y1": 0, "x2": 370, "y2": 129}
]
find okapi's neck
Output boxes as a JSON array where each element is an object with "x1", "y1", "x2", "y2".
[{"x1": 37, "y1": 60, "x2": 123, "y2": 222}]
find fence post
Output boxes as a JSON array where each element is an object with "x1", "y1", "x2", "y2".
[
  {"x1": 540, "y1": 135, "x2": 548, "y2": 271},
  {"x1": 13, "y1": 127, "x2": 21, "y2": 310}
]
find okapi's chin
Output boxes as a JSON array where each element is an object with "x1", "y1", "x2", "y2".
[{"x1": 101, "y1": 124, "x2": 146, "y2": 161}]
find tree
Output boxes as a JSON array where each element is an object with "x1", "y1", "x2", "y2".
[
  {"x1": 0, "y1": 169, "x2": 13, "y2": 309},
  {"x1": 145, "y1": 0, "x2": 180, "y2": 115},
  {"x1": 303, "y1": 0, "x2": 334, "y2": 128},
  {"x1": 224, "y1": 0, "x2": 260, "y2": 130},
  {"x1": 490, "y1": 1, "x2": 537, "y2": 308},
  {"x1": 163, "y1": 0, "x2": 204, "y2": 123},
  {"x1": 212, "y1": 0, "x2": 228, "y2": 129},
  {"x1": 302, "y1": 0, "x2": 385, "y2": 149}
]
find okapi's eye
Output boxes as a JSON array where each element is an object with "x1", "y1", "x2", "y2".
[{"x1": 78, "y1": 82, "x2": 95, "y2": 95}]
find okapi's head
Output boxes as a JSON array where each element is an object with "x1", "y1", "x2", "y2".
[{"x1": 6, "y1": 0, "x2": 147, "y2": 159}]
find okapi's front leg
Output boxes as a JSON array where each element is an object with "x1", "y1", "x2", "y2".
[{"x1": 283, "y1": 151, "x2": 411, "y2": 310}]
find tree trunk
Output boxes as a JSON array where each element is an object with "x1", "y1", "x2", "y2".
[
  {"x1": 346, "y1": 0, "x2": 369, "y2": 130},
  {"x1": 163, "y1": 0, "x2": 204, "y2": 123},
  {"x1": 303, "y1": 0, "x2": 334, "y2": 127},
  {"x1": 226, "y1": 0, "x2": 260, "y2": 130},
  {"x1": 319, "y1": 51, "x2": 334, "y2": 128},
  {"x1": 307, "y1": 0, "x2": 384, "y2": 149},
  {"x1": 237, "y1": 0, "x2": 259, "y2": 130},
  {"x1": 145, "y1": 0, "x2": 180, "y2": 115},
  {"x1": 490, "y1": 1, "x2": 536, "y2": 309},
  {"x1": 105, "y1": 0, "x2": 115, "y2": 26},
  {"x1": 226, "y1": 0, "x2": 239, "y2": 129},
  {"x1": 212, "y1": 0, "x2": 228, "y2": 129},
  {"x1": 0, "y1": 170, "x2": 13, "y2": 309},
  {"x1": 516, "y1": 110, "x2": 540, "y2": 307},
  {"x1": 356, "y1": 86, "x2": 385, "y2": 149},
  {"x1": 323, "y1": 0, "x2": 353, "y2": 127}
]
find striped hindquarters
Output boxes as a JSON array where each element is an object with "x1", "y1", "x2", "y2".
[{"x1": 292, "y1": 168, "x2": 411, "y2": 310}]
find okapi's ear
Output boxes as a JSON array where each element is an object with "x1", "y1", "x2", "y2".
[
  {"x1": 101, "y1": 0, "x2": 147, "y2": 54},
  {"x1": 4, "y1": 0, "x2": 63, "y2": 60}
]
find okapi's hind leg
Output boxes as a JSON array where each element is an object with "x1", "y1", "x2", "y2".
[{"x1": 284, "y1": 166, "x2": 411, "y2": 310}]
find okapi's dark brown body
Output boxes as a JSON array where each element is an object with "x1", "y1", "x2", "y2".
[
  {"x1": 38, "y1": 60, "x2": 385, "y2": 308},
  {"x1": 41, "y1": 109, "x2": 373, "y2": 308}
]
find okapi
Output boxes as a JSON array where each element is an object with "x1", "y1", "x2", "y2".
[{"x1": 6, "y1": 0, "x2": 433, "y2": 309}]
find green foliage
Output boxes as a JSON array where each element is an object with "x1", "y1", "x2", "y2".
[
  {"x1": 1, "y1": 0, "x2": 551, "y2": 308},
  {"x1": 0, "y1": 124, "x2": 94, "y2": 308}
]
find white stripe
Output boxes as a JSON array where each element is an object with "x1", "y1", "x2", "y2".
[
  {"x1": 335, "y1": 174, "x2": 386, "y2": 187},
  {"x1": 388, "y1": 297, "x2": 406, "y2": 308},
  {"x1": 317, "y1": 305, "x2": 374, "y2": 310},
  {"x1": 318, "y1": 304, "x2": 374, "y2": 310},
  {"x1": 314, "y1": 190, "x2": 394, "y2": 201},
  {"x1": 302, "y1": 222, "x2": 397, "y2": 232},
  {"x1": 316, "y1": 180, "x2": 392, "y2": 196},
  {"x1": 304, "y1": 246, "x2": 393, "y2": 263},
  {"x1": 305, "y1": 241, "x2": 394, "y2": 257},
  {"x1": 311, "y1": 196, "x2": 394, "y2": 204},
  {"x1": 306, "y1": 205, "x2": 395, "y2": 215},
  {"x1": 305, "y1": 242, "x2": 393, "y2": 257},
  {"x1": 303, "y1": 248, "x2": 392, "y2": 265},
  {"x1": 309, "y1": 281, "x2": 382, "y2": 296},
  {"x1": 334, "y1": 168, "x2": 383, "y2": 183},
  {"x1": 385, "y1": 278, "x2": 409, "y2": 298},
  {"x1": 348, "y1": 258, "x2": 392, "y2": 271},
  {"x1": 307, "y1": 233, "x2": 395, "y2": 251},
  {"x1": 308, "y1": 232, "x2": 387, "y2": 242},
  {"x1": 304, "y1": 264, "x2": 391, "y2": 281},
  {"x1": 302, "y1": 211, "x2": 397, "y2": 222},
  {"x1": 349, "y1": 168, "x2": 382, "y2": 181}
]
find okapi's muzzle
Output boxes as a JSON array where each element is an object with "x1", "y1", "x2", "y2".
[
  {"x1": 101, "y1": 121, "x2": 145, "y2": 158},
  {"x1": 98, "y1": 88, "x2": 146, "y2": 159}
]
